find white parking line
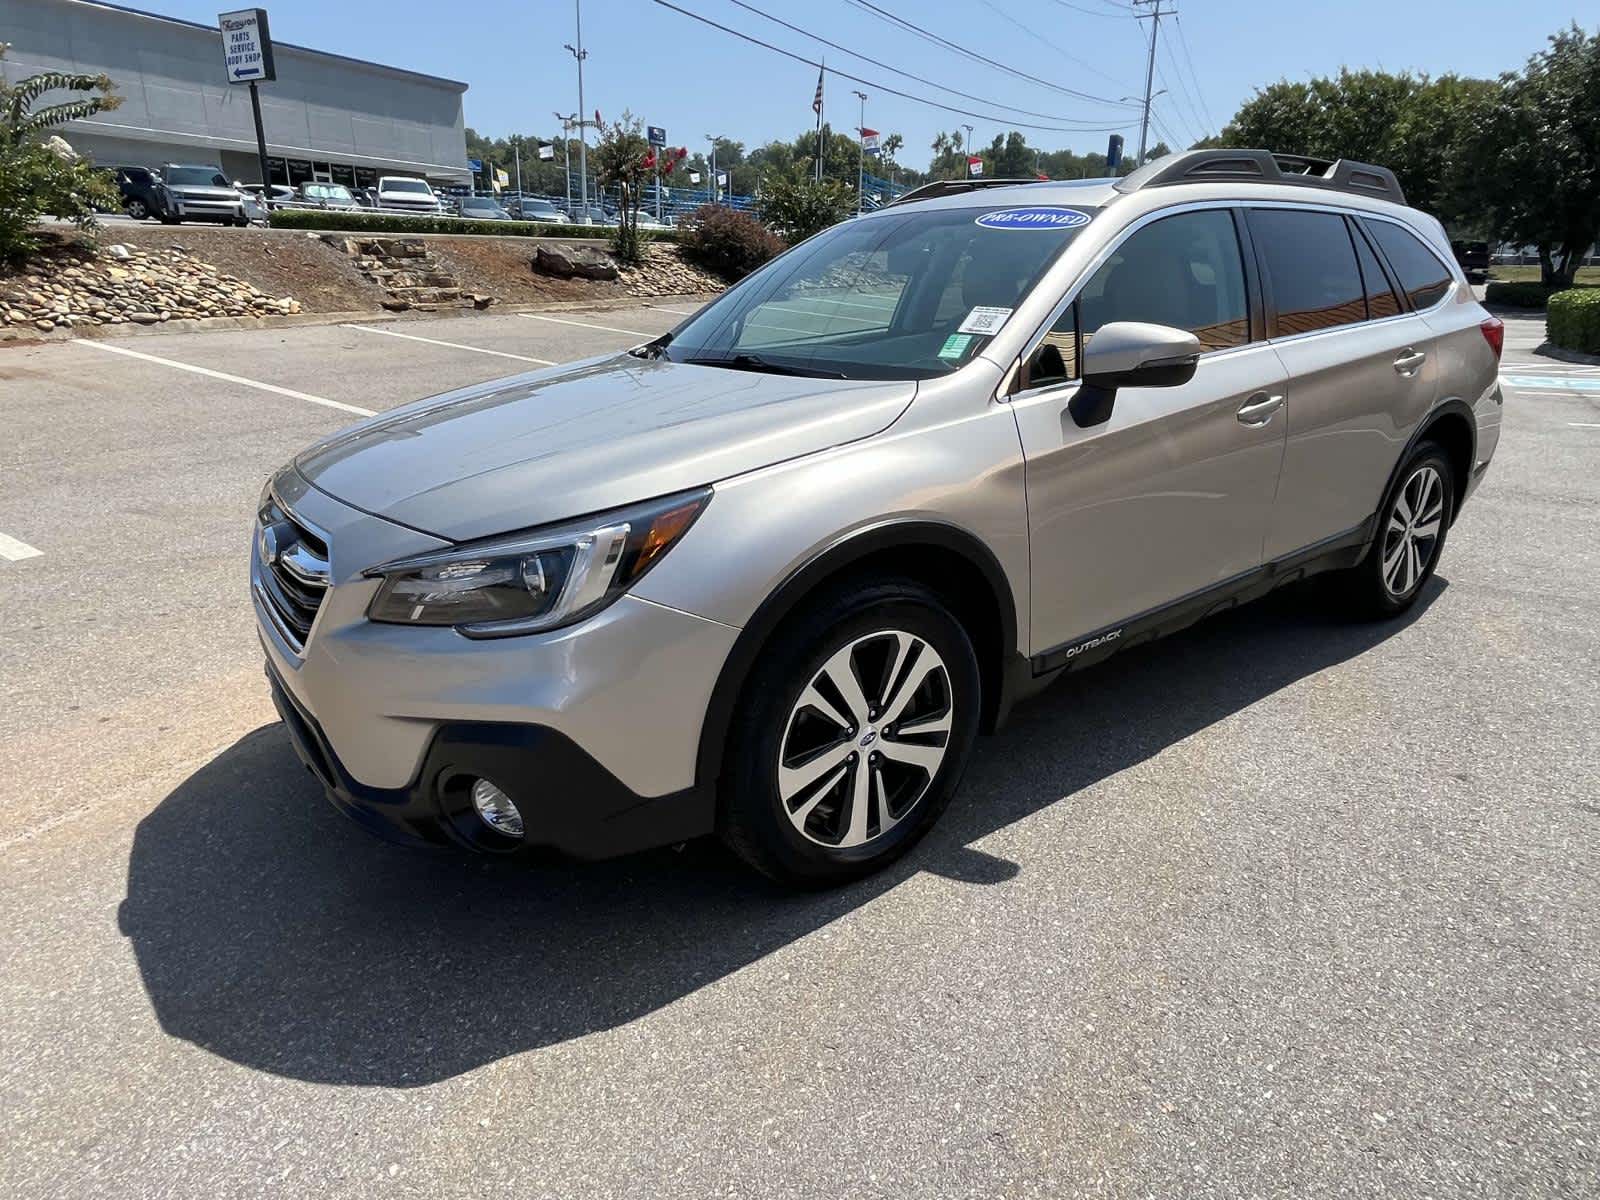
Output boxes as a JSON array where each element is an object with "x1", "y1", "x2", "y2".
[
  {"x1": 341, "y1": 323, "x2": 556, "y2": 365},
  {"x1": 1514, "y1": 390, "x2": 1587, "y2": 397},
  {"x1": 0, "y1": 531, "x2": 43, "y2": 561},
  {"x1": 74, "y1": 340, "x2": 375, "y2": 417},
  {"x1": 1570, "y1": 422, "x2": 1600, "y2": 428},
  {"x1": 518, "y1": 312, "x2": 656, "y2": 338},
  {"x1": 649, "y1": 304, "x2": 699, "y2": 316},
  {"x1": 785, "y1": 293, "x2": 899, "y2": 314}
]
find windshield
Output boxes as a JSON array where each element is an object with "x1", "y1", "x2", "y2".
[
  {"x1": 663, "y1": 203, "x2": 1096, "y2": 380},
  {"x1": 526, "y1": 201, "x2": 557, "y2": 213},
  {"x1": 166, "y1": 167, "x2": 228, "y2": 187},
  {"x1": 305, "y1": 184, "x2": 353, "y2": 201},
  {"x1": 462, "y1": 199, "x2": 500, "y2": 212},
  {"x1": 382, "y1": 179, "x2": 432, "y2": 195}
]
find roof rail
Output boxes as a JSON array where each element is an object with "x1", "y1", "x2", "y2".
[
  {"x1": 1114, "y1": 149, "x2": 1405, "y2": 205},
  {"x1": 889, "y1": 178, "x2": 1049, "y2": 206}
]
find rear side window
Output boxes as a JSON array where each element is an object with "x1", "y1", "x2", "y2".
[
  {"x1": 1351, "y1": 223, "x2": 1402, "y2": 319},
  {"x1": 1250, "y1": 209, "x2": 1366, "y2": 336},
  {"x1": 1366, "y1": 220, "x2": 1453, "y2": 309}
]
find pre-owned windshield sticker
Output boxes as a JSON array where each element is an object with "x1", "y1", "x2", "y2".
[
  {"x1": 958, "y1": 306, "x2": 1013, "y2": 335},
  {"x1": 938, "y1": 333, "x2": 974, "y2": 360},
  {"x1": 974, "y1": 206, "x2": 1094, "y2": 231}
]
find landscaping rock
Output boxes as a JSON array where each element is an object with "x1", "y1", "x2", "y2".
[{"x1": 533, "y1": 243, "x2": 620, "y2": 282}]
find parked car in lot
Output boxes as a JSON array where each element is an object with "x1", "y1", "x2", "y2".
[
  {"x1": 457, "y1": 196, "x2": 513, "y2": 221},
  {"x1": 297, "y1": 182, "x2": 362, "y2": 211},
  {"x1": 159, "y1": 164, "x2": 250, "y2": 225},
  {"x1": 1451, "y1": 240, "x2": 1490, "y2": 279},
  {"x1": 507, "y1": 197, "x2": 570, "y2": 223},
  {"x1": 255, "y1": 149, "x2": 1503, "y2": 885},
  {"x1": 374, "y1": 176, "x2": 443, "y2": 214},
  {"x1": 109, "y1": 165, "x2": 170, "y2": 221}
]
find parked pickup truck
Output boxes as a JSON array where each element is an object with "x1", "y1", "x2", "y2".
[{"x1": 374, "y1": 176, "x2": 443, "y2": 215}]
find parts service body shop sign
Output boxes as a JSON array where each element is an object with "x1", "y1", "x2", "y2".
[{"x1": 220, "y1": 9, "x2": 276, "y2": 84}]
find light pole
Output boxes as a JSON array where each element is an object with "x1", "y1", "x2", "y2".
[
  {"x1": 705, "y1": 133, "x2": 721, "y2": 204},
  {"x1": 563, "y1": 0, "x2": 590, "y2": 221},
  {"x1": 1132, "y1": 0, "x2": 1168, "y2": 167},
  {"x1": 554, "y1": 111, "x2": 576, "y2": 212},
  {"x1": 852, "y1": 90, "x2": 867, "y2": 214},
  {"x1": 961, "y1": 123, "x2": 974, "y2": 178},
  {"x1": 1119, "y1": 89, "x2": 1166, "y2": 166}
]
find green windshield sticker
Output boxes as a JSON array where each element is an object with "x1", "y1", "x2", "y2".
[{"x1": 938, "y1": 333, "x2": 974, "y2": 360}]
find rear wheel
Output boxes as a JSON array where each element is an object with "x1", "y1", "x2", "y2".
[
  {"x1": 125, "y1": 199, "x2": 149, "y2": 221},
  {"x1": 1344, "y1": 442, "x2": 1454, "y2": 617},
  {"x1": 719, "y1": 579, "x2": 980, "y2": 886}
]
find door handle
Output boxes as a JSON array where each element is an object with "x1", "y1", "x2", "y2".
[
  {"x1": 1236, "y1": 392, "x2": 1284, "y2": 426},
  {"x1": 1394, "y1": 348, "x2": 1427, "y2": 376}
]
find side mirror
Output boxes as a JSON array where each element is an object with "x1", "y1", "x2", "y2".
[{"x1": 1071, "y1": 321, "x2": 1202, "y2": 427}]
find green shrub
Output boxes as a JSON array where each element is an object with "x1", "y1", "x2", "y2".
[
  {"x1": 678, "y1": 204, "x2": 784, "y2": 280},
  {"x1": 1547, "y1": 288, "x2": 1600, "y2": 354},
  {"x1": 1484, "y1": 280, "x2": 1554, "y2": 308},
  {"x1": 755, "y1": 168, "x2": 854, "y2": 242},
  {"x1": 267, "y1": 207, "x2": 675, "y2": 241}
]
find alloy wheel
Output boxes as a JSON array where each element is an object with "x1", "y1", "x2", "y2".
[
  {"x1": 777, "y1": 630, "x2": 953, "y2": 848},
  {"x1": 1382, "y1": 464, "x2": 1444, "y2": 597}
]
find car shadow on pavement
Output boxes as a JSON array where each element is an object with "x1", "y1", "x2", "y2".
[{"x1": 120, "y1": 577, "x2": 1445, "y2": 1087}]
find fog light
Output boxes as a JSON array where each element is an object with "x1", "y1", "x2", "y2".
[{"x1": 470, "y1": 778, "x2": 524, "y2": 838}]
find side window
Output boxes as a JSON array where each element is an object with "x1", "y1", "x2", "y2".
[
  {"x1": 1250, "y1": 209, "x2": 1366, "y2": 336},
  {"x1": 1077, "y1": 210, "x2": 1249, "y2": 352},
  {"x1": 1023, "y1": 304, "x2": 1079, "y2": 388},
  {"x1": 1366, "y1": 220, "x2": 1453, "y2": 310},
  {"x1": 1351, "y1": 222, "x2": 1401, "y2": 319}
]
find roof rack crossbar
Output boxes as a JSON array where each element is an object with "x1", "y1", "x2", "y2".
[{"x1": 1113, "y1": 149, "x2": 1404, "y2": 204}]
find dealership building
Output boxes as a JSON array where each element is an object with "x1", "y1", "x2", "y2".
[{"x1": 1, "y1": 0, "x2": 472, "y2": 189}]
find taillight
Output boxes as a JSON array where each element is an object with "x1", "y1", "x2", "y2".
[{"x1": 1480, "y1": 316, "x2": 1505, "y2": 360}]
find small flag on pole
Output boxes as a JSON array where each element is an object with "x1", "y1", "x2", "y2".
[
  {"x1": 812, "y1": 66, "x2": 825, "y2": 115},
  {"x1": 860, "y1": 127, "x2": 880, "y2": 154},
  {"x1": 538, "y1": 143, "x2": 555, "y2": 161},
  {"x1": 967, "y1": 156, "x2": 984, "y2": 177}
]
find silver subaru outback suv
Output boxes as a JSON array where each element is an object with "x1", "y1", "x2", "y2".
[{"x1": 255, "y1": 150, "x2": 1504, "y2": 885}]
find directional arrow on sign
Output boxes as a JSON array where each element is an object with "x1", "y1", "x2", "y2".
[{"x1": 233, "y1": 66, "x2": 260, "y2": 78}]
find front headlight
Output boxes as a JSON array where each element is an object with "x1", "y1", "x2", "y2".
[{"x1": 364, "y1": 487, "x2": 710, "y2": 637}]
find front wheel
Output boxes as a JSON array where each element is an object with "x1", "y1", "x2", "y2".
[
  {"x1": 1344, "y1": 442, "x2": 1454, "y2": 618},
  {"x1": 720, "y1": 579, "x2": 980, "y2": 886},
  {"x1": 125, "y1": 199, "x2": 149, "y2": 221}
]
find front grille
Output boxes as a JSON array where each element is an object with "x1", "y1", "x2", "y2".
[{"x1": 255, "y1": 495, "x2": 330, "y2": 653}]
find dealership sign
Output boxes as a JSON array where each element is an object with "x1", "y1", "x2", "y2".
[{"x1": 219, "y1": 8, "x2": 276, "y2": 84}]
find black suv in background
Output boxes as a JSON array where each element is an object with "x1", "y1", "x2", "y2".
[{"x1": 109, "y1": 165, "x2": 171, "y2": 221}]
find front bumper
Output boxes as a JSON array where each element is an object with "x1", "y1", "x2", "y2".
[
  {"x1": 173, "y1": 196, "x2": 244, "y2": 220},
  {"x1": 254, "y1": 470, "x2": 738, "y2": 856}
]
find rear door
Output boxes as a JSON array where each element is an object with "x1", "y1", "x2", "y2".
[
  {"x1": 1010, "y1": 206, "x2": 1289, "y2": 656},
  {"x1": 1248, "y1": 207, "x2": 1440, "y2": 558}
]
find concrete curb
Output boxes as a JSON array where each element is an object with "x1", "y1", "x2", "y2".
[
  {"x1": 0, "y1": 292, "x2": 720, "y2": 347},
  {"x1": 1533, "y1": 341, "x2": 1600, "y2": 366}
]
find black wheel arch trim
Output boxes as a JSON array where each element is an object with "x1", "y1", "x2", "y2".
[
  {"x1": 1385, "y1": 398, "x2": 1477, "y2": 529},
  {"x1": 694, "y1": 519, "x2": 1022, "y2": 797}
]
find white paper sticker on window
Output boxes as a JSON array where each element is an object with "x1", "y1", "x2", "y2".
[{"x1": 958, "y1": 306, "x2": 1013, "y2": 335}]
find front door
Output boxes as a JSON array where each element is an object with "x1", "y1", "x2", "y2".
[{"x1": 1010, "y1": 207, "x2": 1288, "y2": 657}]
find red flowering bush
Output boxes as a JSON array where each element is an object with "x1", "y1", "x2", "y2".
[{"x1": 679, "y1": 204, "x2": 785, "y2": 280}]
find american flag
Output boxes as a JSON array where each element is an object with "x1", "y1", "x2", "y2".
[{"x1": 812, "y1": 66, "x2": 824, "y2": 115}]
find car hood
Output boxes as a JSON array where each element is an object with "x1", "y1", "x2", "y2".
[{"x1": 294, "y1": 352, "x2": 917, "y2": 542}]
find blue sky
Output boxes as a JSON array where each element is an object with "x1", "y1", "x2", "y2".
[{"x1": 146, "y1": 0, "x2": 1588, "y2": 163}]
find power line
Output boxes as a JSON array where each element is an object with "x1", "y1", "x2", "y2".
[
  {"x1": 844, "y1": 0, "x2": 1143, "y2": 110},
  {"x1": 1157, "y1": 53, "x2": 1207, "y2": 144},
  {"x1": 1045, "y1": 0, "x2": 1136, "y2": 20},
  {"x1": 1172, "y1": 15, "x2": 1218, "y2": 134},
  {"x1": 643, "y1": 0, "x2": 1137, "y2": 132},
  {"x1": 973, "y1": 0, "x2": 1137, "y2": 93},
  {"x1": 721, "y1": 0, "x2": 1110, "y2": 125}
]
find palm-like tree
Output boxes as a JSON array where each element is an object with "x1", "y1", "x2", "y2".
[{"x1": 1, "y1": 43, "x2": 121, "y2": 147}]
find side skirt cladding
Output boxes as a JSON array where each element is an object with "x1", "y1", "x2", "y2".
[{"x1": 1030, "y1": 519, "x2": 1375, "y2": 676}]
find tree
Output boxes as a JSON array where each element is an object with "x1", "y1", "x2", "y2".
[
  {"x1": 1461, "y1": 25, "x2": 1600, "y2": 287},
  {"x1": 0, "y1": 43, "x2": 122, "y2": 265},
  {"x1": 592, "y1": 111, "x2": 683, "y2": 264},
  {"x1": 755, "y1": 167, "x2": 853, "y2": 241}
]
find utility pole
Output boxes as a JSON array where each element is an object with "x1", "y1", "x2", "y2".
[
  {"x1": 555, "y1": 112, "x2": 576, "y2": 212},
  {"x1": 513, "y1": 139, "x2": 523, "y2": 202},
  {"x1": 961, "y1": 123, "x2": 974, "y2": 178},
  {"x1": 1133, "y1": 0, "x2": 1171, "y2": 167},
  {"x1": 852, "y1": 90, "x2": 867, "y2": 214},
  {"x1": 563, "y1": 0, "x2": 590, "y2": 221},
  {"x1": 706, "y1": 134, "x2": 720, "y2": 204}
]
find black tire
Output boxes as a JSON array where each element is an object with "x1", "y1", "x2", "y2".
[
  {"x1": 125, "y1": 199, "x2": 149, "y2": 221},
  {"x1": 159, "y1": 214, "x2": 182, "y2": 225},
  {"x1": 719, "y1": 578, "x2": 981, "y2": 887},
  {"x1": 1344, "y1": 441, "x2": 1455, "y2": 618}
]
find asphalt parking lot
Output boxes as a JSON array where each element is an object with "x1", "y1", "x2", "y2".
[{"x1": 1, "y1": 307, "x2": 1597, "y2": 1198}]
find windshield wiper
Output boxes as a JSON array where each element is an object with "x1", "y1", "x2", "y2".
[{"x1": 683, "y1": 353, "x2": 847, "y2": 380}]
